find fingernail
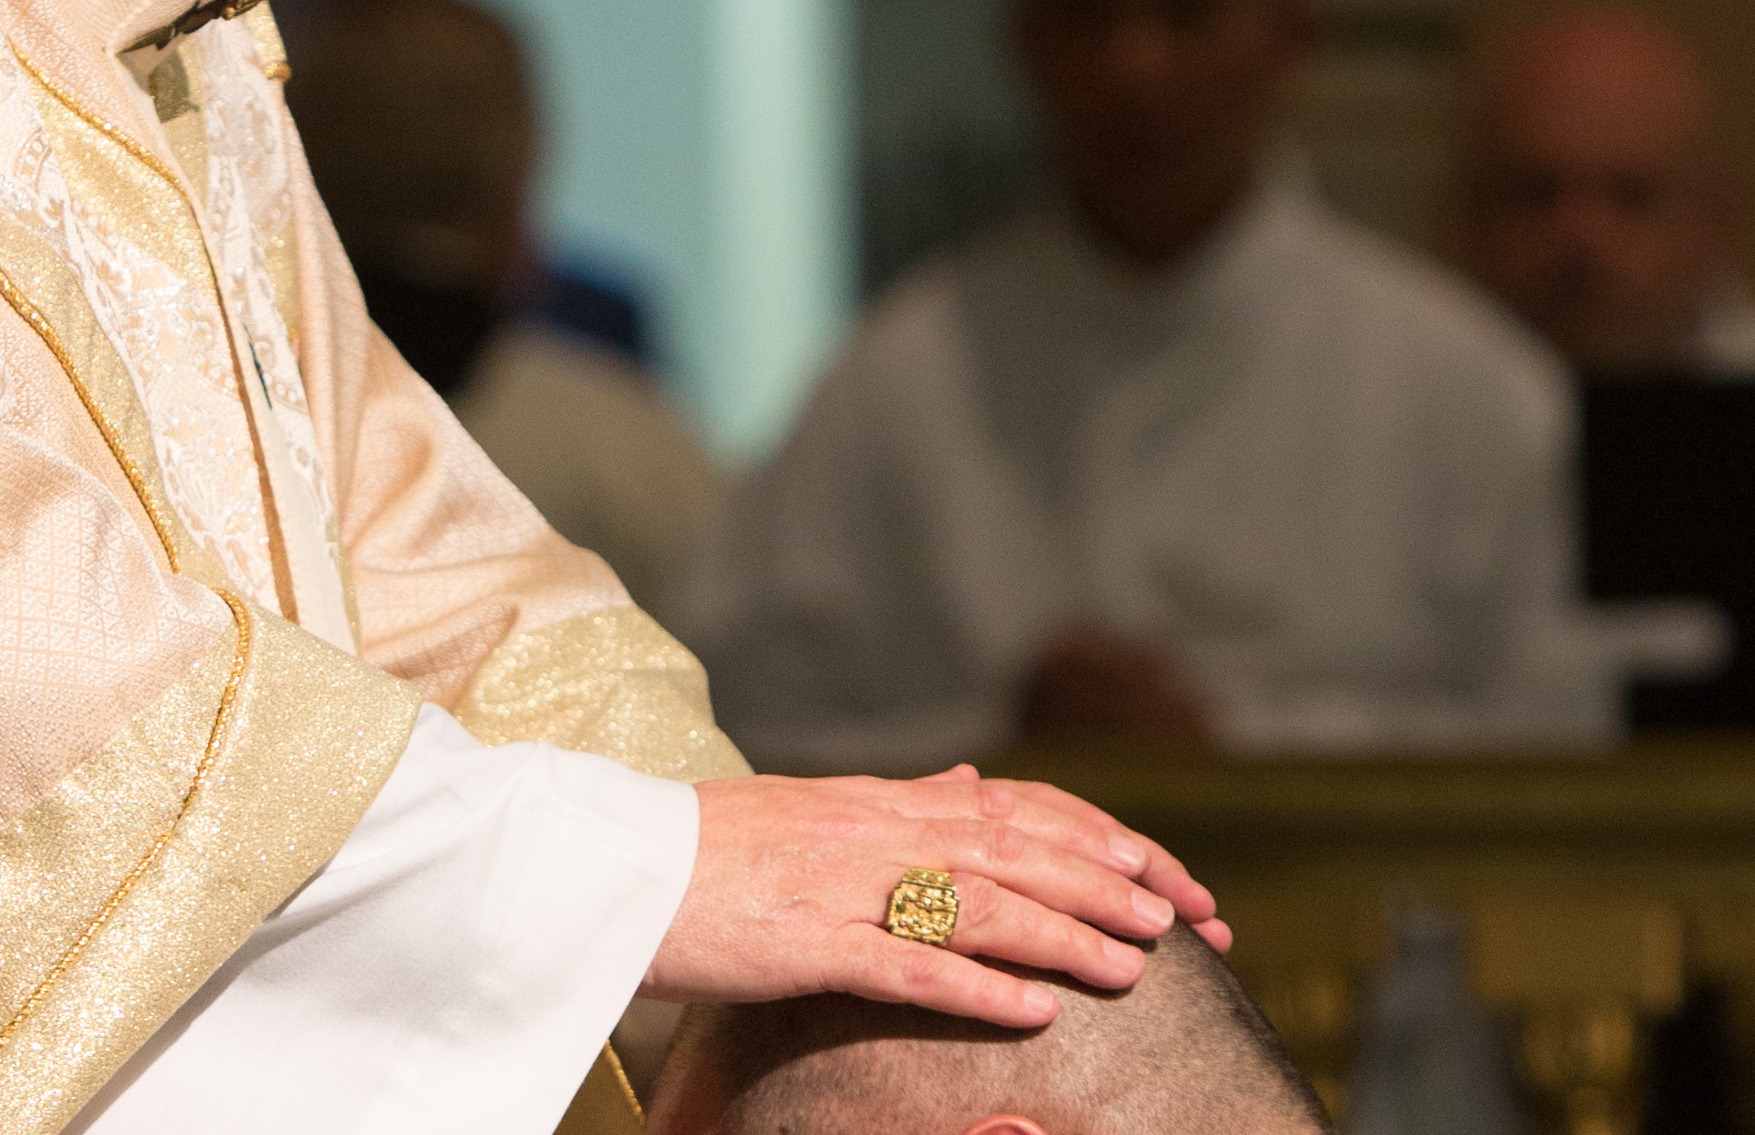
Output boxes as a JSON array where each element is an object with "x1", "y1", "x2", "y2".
[
  {"x1": 1108, "y1": 833, "x2": 1148, "y2": 873},
  {"x1": 1024, "y1": 984, "x2": 1059, "y2": 1018},
  {"x1": 1133, "y1": 888, "x2": 1175, "y2": 932}
]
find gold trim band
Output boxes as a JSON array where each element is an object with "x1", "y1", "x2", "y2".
[
  {"x1": 0, "y1": 59, "x2": 261, "y2": 1043},
  {"x1": 602, "y1": 1042, "x2": 644, "y2": 1123},
  {"x1": 0, "y1": 592, "x2": 252, "y2": 1047},
  {"x1": 0, "y1": 265, "x2": 181, "y2": 571}
]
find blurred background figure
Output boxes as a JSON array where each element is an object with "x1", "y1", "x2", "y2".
[
  {"x1": 665, "y1": 0, "x2": 1612, "y2": 773},
  {"x1": 1455, "y1": 4, "x2": 1755, "y2": 375},
  {"x1": 287, "y1": 0, "x2": 722, "y2": 607},
  {"x1": 1453, "y1": 6, "x2": 1755, "y2": 730}
]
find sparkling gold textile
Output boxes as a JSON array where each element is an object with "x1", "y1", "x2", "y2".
[
  {"x1": 457, "y1": 608, "x2": 750, "y2": 786},
  {"x1": 0, "y1": 603, "x2": 420, "y2": 1133}
]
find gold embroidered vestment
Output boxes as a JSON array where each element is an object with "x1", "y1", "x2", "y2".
[{"x1": 0, "y1": 4, "x2": 746, "y2": 1129}]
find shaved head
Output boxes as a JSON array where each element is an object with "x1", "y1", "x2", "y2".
[
  {"x1": 1456, "y1": 5, "x2": 1741, "y2": 370},
  {"x1": 1473, "y1": 5, "x2": 1713, "y2": 149},
  {"x1": 648, "y1": 924, "x2": 1331, "y2": 1135}
]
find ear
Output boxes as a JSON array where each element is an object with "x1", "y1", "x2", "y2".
[
  {"x1": 645, "y1": 1055, "x2": 728, "y2": 1135},
  {"x1": 962, "y1": 1117, "x2": 1051, "y2": 1135}
]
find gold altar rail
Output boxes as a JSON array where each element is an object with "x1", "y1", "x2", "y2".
[
  {"x1": 989, "y1": 737, "x2": 1755, "y2": 840},
  {"x1": 986, "y1": 739, "x2": 1755, "y2": 1134}
]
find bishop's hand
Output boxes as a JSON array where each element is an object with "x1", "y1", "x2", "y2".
[{"x1": 640, "y1": 765, "x2": 1230, "y2": 1028}]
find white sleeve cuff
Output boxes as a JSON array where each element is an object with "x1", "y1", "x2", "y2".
[{"x1": 73, "y1": 703, "x2": 699, "y2": 1135}]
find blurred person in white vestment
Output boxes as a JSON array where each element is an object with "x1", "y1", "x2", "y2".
[
  {"x1": 665, "y1": 0, "x2": 1619, "y2": 773},
  {"x1": 1456, "y1": 5, "x2": 1755, "y2": 376},
  {"x1": 1450, "y1": 7, "x2": 1755, "y2": 737}
]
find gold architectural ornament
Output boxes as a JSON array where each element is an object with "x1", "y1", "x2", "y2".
[{"x1": 887, "y1": 869, "x2": 961, "y2": 946}]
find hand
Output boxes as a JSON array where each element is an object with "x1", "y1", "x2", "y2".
[
  {"x1": 1018, "y1": 627, "x2": 1211, "y2": 743},
  {"x1": 641, "y1": 766, "x2": 1230, "y2": 1028}
]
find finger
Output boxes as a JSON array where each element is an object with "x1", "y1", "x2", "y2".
[
  {"x1": 827, "y1": 924, "x2": 1061, "y2": 1028},
  {"x1": 1191, "y1": 917, "x2": 1234, "y2": 955},
  {"x1": 945, "y1": 873, "x2": 1147, "y2": 989},
  {"x1": 1130, "y1": 839, "x2": 1216, "y2": 922},
  {"x1": 931, "y1": 819, "x2": 1174, "y2": 940},
  {"x1": 1000, "y1": 782, "x2": 1219, "y2": 920},
  {"x1": 987, "y1": 801, "x2": 1217, "y2": 926},
  {"x1": 879, "y1": 779, "x2": 1154, "y2": 877},
  {"x1": 889, "y1": 780, "x2": 1217, "y2": 922},
  {"x1": 989, "y1": 778, "x2": 1145, "y2": 847},
  {"x1": 835, "y1": 775, "x2": 1216, "y2": 925},
  {"x1": 918, "y1": 763, "x2": 982, "y2": 784}
]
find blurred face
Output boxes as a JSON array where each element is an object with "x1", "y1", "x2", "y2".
[
  {"x1": 1015, "y1": 0, "x2": 1311, "y2": 264},
  {"x1": 1461, "y1": 26, "x2": 1734, "y2": 370}
]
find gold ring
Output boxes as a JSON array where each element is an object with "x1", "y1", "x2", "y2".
[{"x1": 887, "y1": 868, "x2": 960, "y2": 946}]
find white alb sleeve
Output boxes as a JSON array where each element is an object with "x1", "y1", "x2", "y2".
[{"x1": 70, "y1": 703, "x2": 699, "y2": 1135}]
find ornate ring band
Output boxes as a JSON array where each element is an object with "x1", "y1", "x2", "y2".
[{"x1": 886, "y1": 868, "x2": 960, "y2": 947}]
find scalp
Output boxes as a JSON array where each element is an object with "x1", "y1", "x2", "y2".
[{"x1": 652, "y1": 924, "x2": 1330, "y2": 1135}]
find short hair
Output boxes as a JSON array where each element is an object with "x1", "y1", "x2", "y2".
[{"x1": 650, "y1": 924, "x2": 1333, "y2": 1135}]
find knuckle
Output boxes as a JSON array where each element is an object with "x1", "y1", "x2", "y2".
[
  {"x1": 980, "y1": 822, "x2": 1029, "y2": 870},
  {"x1": 969, "y1": 970, "x2": 1016, "y2": 1019},
  {"x1": 1056, "y1": 916, "x2": 1097, "y2": 957},
  {"x1": 801, "y1": 807, "x2": 872, "y2": 845},
  {"x1": 848, "y1": 775, "x2": 891, "y2": 796},
  {"x1": 974, "y1": 779, "x2": 1016, "y2": 821},
  {"x1": 895, "y1": 942, "x2": 944, "y2": 992},
  {"x1": 829, "y1": 928, "x2": 887, "y2": 995},
  {"x1": 954, "y1": 875, "x2": 1003, "y2": 928}
]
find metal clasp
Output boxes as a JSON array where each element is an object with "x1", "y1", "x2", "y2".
[{"x1": 127, "y1": 0, "x2": 268, "y2": 54}]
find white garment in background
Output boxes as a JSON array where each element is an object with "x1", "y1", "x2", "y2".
[
  {"x1": 668, "y1": 170, "x2": 1620, "y2": 771},
  {"x1": 72, "y1": 705, "x2": 698, "y2": 1135}
]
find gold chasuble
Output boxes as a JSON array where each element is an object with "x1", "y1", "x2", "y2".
[{"x1": 0, "y1": 3, "x2": 747, "y2": 1131}]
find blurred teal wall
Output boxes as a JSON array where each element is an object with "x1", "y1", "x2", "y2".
[{"x1": 474, "y1": 0, "x2": 855, "y2": 462}]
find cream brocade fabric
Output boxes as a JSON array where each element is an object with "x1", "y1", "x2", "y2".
[
  {"x1": 0, "y1": 3, "x2": 746, "y2": 1130},
  {"x1": 7, "y1": 36, "x2": 285, "y2": 620}
]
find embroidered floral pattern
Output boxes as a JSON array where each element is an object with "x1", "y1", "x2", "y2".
[{"x1": 0, "y1": 24, "x2": 345, "y2": 626}]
